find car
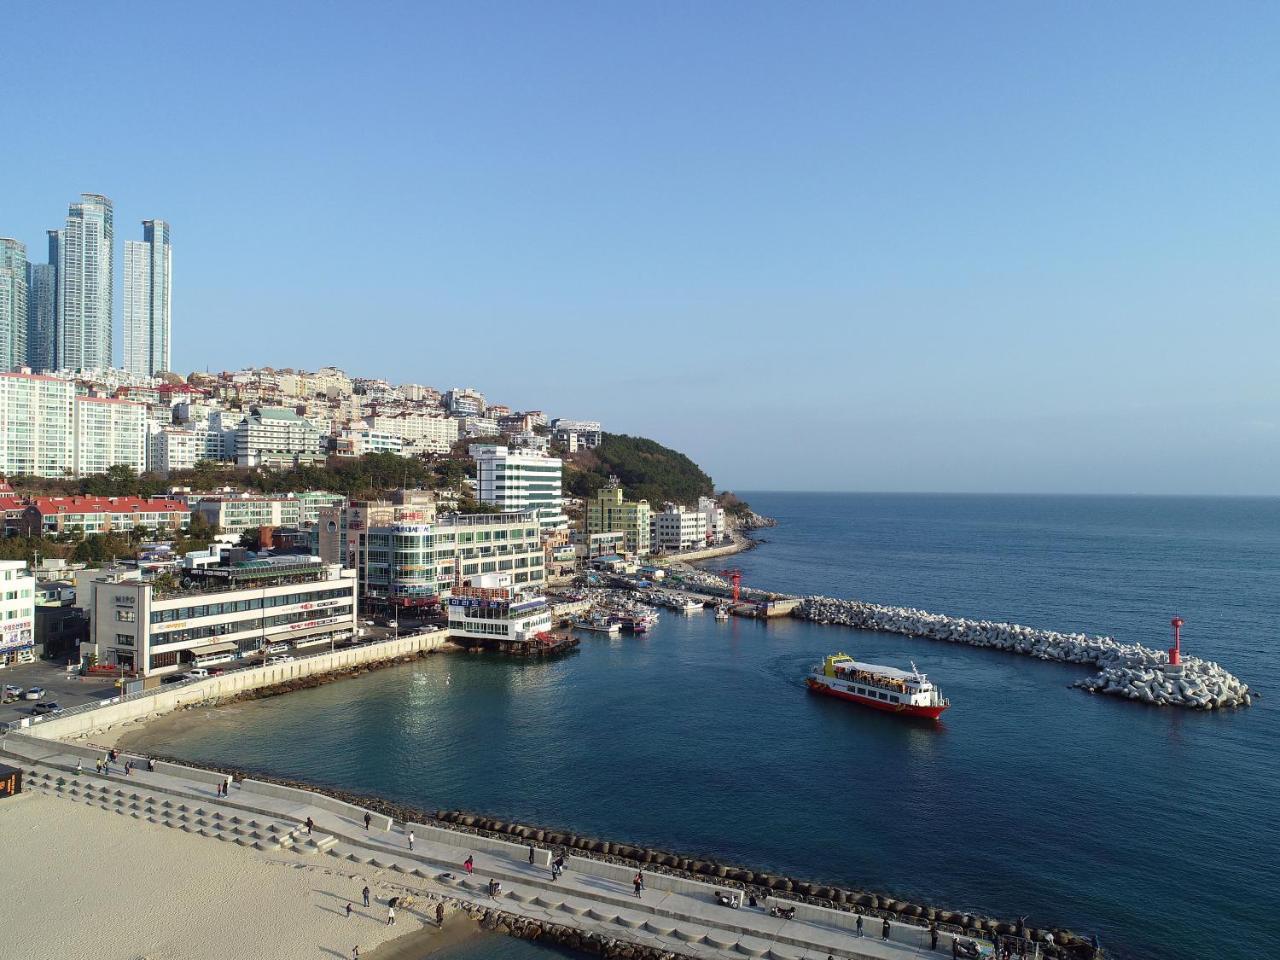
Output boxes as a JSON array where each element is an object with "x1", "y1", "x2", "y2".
[
  {"x1": 3, "y1": 684, "x2": 22, "y2": 698},
  {"x1": 182, "y1": 669, "x2": 210, "y2": 681},
  {"x1": 31, "y1": 701, "x2": 64, "y2": 716},
  {"x1": 361, "y1": 619, "x2": 377, "y2": 626},
  {"x1": 266, "y1": 655, "x2": 295, "y2": 665},
  {"x1": 263, "y1": 642, "x2": 289, "y2": 655},
  {"x1": 160, "y1": 675, "x2": 186, "y2": 685},
  {"x1": 23, "y1": 687, "x2": 44, "y2": 700}
]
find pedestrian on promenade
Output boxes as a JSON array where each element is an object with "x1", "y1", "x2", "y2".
[
  {"x1": 633, "y1": 872, "x2": 644, "y2": 898},
  {"x1": 882, "y1": 918, "x2": 891, "y2": 941},
  {"x1": 364, "y1": 812, "x2": 372, "y2": 831},
  {"x1": 387, "y1": 906, "x2": 396, "y2": 926},
  {"x1": 362, "y1": 885, "x2": 371, "y2": 907},
  {"x1": 528, "y1": 844, "x2": 535, "y2": 864},
  {"x1": 306, "y1": 816, "x2": 314, "y2": 836},
  {"x1": 345, "y1": 902, "x2": 352, "y2": 919},
  {"x1": 931, "y1": 921, "x2": 939, "y2": 950},
  {"x1": 951, "y1": 939, "x2": 958, "y2": 960},
  {"x1": 554, "y1": 854, "x2": 565, "y2": 875},
  {"x1": 856, "y1": 914, "x2": 863, "y2": 937},
  {"x1": 352, "y1": 947, "x2": 359, "y2": 960},
  {"x1": 147, "y1": 757, "x2": 156, "y2": 772},
  {"x1": 109, "y1": 748, "x2": 118, "y2": 763},
  {"x1": 75, "y1": 759, "x2": 82, "y2": 774},
  {"x1": 464, "y1": 855, "x2": 473, "y2": 874},
  {"x1": 436, "y1": 902, "x2": 445, "y2": 927},
  {"x1": 408, "y1": 830, "x2": 415, "y2": 851},
  {"x1": 124, "y1": 760, "x2": 132, "y2": 777}
]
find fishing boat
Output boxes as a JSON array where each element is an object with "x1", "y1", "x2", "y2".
[
  {"x1": 571, "y1": 614, "x2": 621, "y2": 636},
  {"x1": 715, "y1": 605, "x2": 730, "y2": 621},
  {"x1": 806, "y1": 652, "x2": 950, "y2": 720},
  {"x1": 679, "y1": 598, "x2": 704, "y2": 615},
  {"x1": 620, "y1": 611, "x2": 659, "y2": 634}
]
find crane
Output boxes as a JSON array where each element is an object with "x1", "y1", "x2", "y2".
[{"x1": 717, "y1": 569, "x2": 744, "y2": 605}]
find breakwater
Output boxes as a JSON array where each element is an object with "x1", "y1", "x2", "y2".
[{"x1": 794, "y1": 597, "x2": 1252, "y2": 710}]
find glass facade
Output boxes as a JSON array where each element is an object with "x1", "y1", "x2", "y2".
[{"x1": 123, "y1": 219, "x2": 171, "y2": 376}]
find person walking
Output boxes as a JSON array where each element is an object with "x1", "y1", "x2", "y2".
[
  {"x1": 387, "y1": 905, "x2": 396, "y2": 926},
  {"x1": 930, "y1": 921, "x2": 939, "y2": 951},
  {"x1": 95, "y1": 758, "x2": 102, "y2": 775},
  {"x1": 408, "y1": 830, "x2": 415, "y2": 851},
  {"x1": 436, "y1": 902, "x2": 445, "y2": 927},
  {"x1": 345, "y1": 902, "x2": 353, "y2": 919},
  {"x1": 364, "y1": 812, "x2": 372, "y2": 831},
  {"x1": 528, "y1": 844, "x2": 535, "y2": 864},
  {"x1": 306, "y1": 816, "x2": 314, "y2": 836},
  {"x1": 147, "y1": 757, "x2": 156, "y2": 772},
  {"x1": 75, "y1": 759, "x2": 82, "y2": 775},
  {"x1": 882, "y1": 917, "x2": 891, "y2": 941},
  {"x1": 362, "y1": 885, "x2": 371, "y2": 908},
  {"x1": 352, "y1": 948, "x2": 359, "y2": 960},
  {"x1": 633, "y1": 871, "x2": 644, "y2": 898},
  {"x1": 464, "y1": 855, "x2": 473, "y2": 875},
  {"x1": 856, "y1": 914, "x2": 863, "y2": 937}
]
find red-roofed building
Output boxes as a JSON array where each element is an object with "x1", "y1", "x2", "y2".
[{"x1": 22, "y1": 496, "x2": 190, "y2": 537}]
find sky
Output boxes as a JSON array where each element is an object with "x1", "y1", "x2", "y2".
[{"x1": 5, "y1": 2, "x2": 1278, "y2": 495}]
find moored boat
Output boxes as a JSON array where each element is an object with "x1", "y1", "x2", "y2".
[
  {"x1": 715, "y1": 605, "x2": 730, "y2": 621},
  {"x1": 806, "y1": 652, "x2": 950, "y2": 720},
  {"x1": 572, "y1": 614, "x2": 621, "y2": 636}
]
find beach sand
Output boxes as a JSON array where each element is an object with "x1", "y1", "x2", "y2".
[{"x1": 1, "y1": 790, "x2": 483, "y2": 960}]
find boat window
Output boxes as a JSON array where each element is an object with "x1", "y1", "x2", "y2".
[{"x1": 889, "y1": 694, "x2": 900, "y2": 703}]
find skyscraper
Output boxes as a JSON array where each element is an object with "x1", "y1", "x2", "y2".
[
  {"x1": 123, "y1": 219, "x2": 172, "y2": 376},
  {"x1": 0, "y1": 238, "x2": 28, "y2": 372},
  {"x1": 56, "y1": 193, "x2": 113, "y2": 371},
  {"x1": 25, "y1": 231, "x2": 58, "y2": 372}
]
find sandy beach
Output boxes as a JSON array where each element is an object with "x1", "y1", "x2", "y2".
[{"x1": 1, "y1": 790, "x2": 483, "y2": 960}]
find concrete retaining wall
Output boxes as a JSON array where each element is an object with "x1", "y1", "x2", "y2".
[
  {"x1": 18, "y1": 630, "x2": 450, "y2": 741},
  {"x1": 407, "y1": 821, "x2": 553, "y2": 867},
  {"x1": 240, "y1": 778, "x2": 392, "y2": 832}
]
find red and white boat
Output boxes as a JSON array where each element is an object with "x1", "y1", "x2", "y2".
[{"x1": 806, "y1": 652, "x2": 950, "y2": 720}]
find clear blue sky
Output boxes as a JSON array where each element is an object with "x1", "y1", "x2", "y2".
[{"x1": 7, "y1": 2, "x2": 1278, "y2": 495}]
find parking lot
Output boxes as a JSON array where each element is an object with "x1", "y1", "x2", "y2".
[{"x1": 0, "y1": 659, "x2": 122, "y2": 725}]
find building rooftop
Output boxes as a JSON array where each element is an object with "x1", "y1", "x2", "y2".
[{"x1": 34, "y1": 496, "x2": 190, "y2": 515}]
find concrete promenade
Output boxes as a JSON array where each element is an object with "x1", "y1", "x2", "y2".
[{"x1": 3, "y1": 733, "x2": 959, "y2": 960}]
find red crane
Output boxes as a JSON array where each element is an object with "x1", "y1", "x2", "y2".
[{"x1": 718, "y1": 569, "x2": 743, "y2": 604}]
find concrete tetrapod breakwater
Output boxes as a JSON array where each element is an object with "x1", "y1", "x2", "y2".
[{"x1": 795, "y1": 597, "x2": 1252, "y2": 710}]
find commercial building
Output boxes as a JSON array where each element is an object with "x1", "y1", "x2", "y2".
[
  {"x1": 586, "y1": 480, "x2": 652, "y2": 556},
  {"x1": 651, "y1": 503, "x2": 709, "y2": 553},
  {"x1": 0, "y1": 238, "x2": 27, "y2": 371},
  {"x1": 87, "y1": 553, "x2": 357, "y2": 677},
  {"x1": 21, "y1": 496, "x2": 190, "y2": 536},
  {"x1": 446, "y1": 573, "x2": 553, "y2": 645},
  {"x1": 0, "y1": 560, "x2": 36, "y2": 665},
  {"x1": 123, "y1": 219, "x2": 172, "y2": 376},
  {"x1": 470, "y1": 444, "x2": 567, "y2": 533},
  {"x1": 56, "y1": 193, "x2": 114, "y2": 371},
  {"x1": 234, "y1": 406, "x2": 324, "y2": 468}
]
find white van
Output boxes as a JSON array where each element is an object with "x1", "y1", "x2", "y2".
[{"x1": 182, "y1": 668, "x2": 210, "y2": 681}]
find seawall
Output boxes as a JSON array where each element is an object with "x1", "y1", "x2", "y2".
[{"x1": 10, "y1": 629, "x2": 451, "y2": 740}]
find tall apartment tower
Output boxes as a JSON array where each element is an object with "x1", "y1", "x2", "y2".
[
  {"x1": 56, "y1": 193, "x2": 114, "y2": 372},
  {"x1": 123, "y1": 219, "x2": 172, "y2": 376},
  {"x1": 0, "y1": 238, "x2": 28, "y2": 371},
  {"x1": 25, "y1": 231, "x2": 59, "y2": 372}
]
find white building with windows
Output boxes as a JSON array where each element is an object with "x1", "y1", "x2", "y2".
[
  {"x1": 148, "y1": 425, "x2": 200, "y2": 475},
  {"x1": 56, "y1": 193, "x2": 114, "y2": 372},
  {"x1": 87, "y1": 554, "x2": 357, "y2": 677},
  {"x1": 444, "y1": 387, "x2": 486, "y2": 416},
  {"x1": 651, "y1": 503, "x2": 709, "y2": 553},
  {"x1": 0, "y1": 238, "x2": 28, "y2": 372},
  {"x1": 123, "y1": 219, "x2": 172, "y2": 377},
  {"x1": 0, "y1": 560, "x2": 36, "y2": 664},
  {"x1": 550, "y1": 418, "x2": 602, "y2": 451},
  {"x1": 470, "y1": 444, "x2": 567, "y2": 532},
  {"x1": 73, "y1": 395, "x2": 147, "y2": 476},
  {"x1": 0, "y1": 372, "x2": 75, "y2": 478},
  {"x1": 234, "y1": 406, "x2": 323, "y2": 468},
  {"x1": 367, "y1": 411, "x2": 459, "y2": 454},
  {"x1": 698, "y1": 496, "x2": 727, "y2": 543},
  {"x1": 446, "y1": 573, "x2": 553, "y2": 645}
]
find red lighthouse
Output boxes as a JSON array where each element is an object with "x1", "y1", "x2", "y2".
[{"x1": 1169, "y1": 616, "x2": 1184, "y2": 666}]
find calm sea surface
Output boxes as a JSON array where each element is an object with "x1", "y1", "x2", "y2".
[{"x1": 140, "y1": 494, "x2": 1279, "y2": 960}]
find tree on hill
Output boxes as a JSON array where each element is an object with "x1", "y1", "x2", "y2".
[{"x1": 566, "y1": 433, "x2": 715, "y2": 506}]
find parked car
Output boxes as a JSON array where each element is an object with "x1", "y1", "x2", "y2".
[
  {"x1": 32, "y1": 701, "x2": 64, "y2": 716},
  {"x1": 266, "y1": 655, "x2": 295, "y2": 665},
  {"x1": 182, "y1": 669, "x2": 210, "y2": 681},
  {"x1": 3, "y1": 684, "x2": 22, "y2": 698},
  {"x1": 160, "y1": 675, "x2": 186, "y2": 685},
  {"x1": 23, "y1": 687, "x2": 44, "y2": 700}
]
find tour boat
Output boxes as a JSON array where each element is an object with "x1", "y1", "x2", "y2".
[{"x1": 806, "y1": 652, "x2": 950, "y2": 720}]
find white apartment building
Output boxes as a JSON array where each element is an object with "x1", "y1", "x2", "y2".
[
  {"x1": 148, "y1": 426, "x2": 200, "y2": 475},
  {"x1": 193, "y1": 491, "x2": 345, "y2": 534},
  {"x1": 334, "y1": 424, "x2": 404, "y2": 458},
  {"x1": 88, "y1": 555, "x2": 357, "y2": 677},
  {"x1": 551, "y1": 419, "x2": 603, "y2": 451},
  {"x1": 459, "y1": 415, "x2": 499, "y2": 437},
  {"x1": 0, "y1": 372, "x2": 75, "y2": 478},
  {"x1": 234, "y1": 406, "x2": 324, "y2": 469},
  {"x1": 73, "y1": 396, "x2": 147, "y2": 476},
  {"x1": 367, "y1": 411, "x2": 458, "y2": 454},
  {"x1": 651, "y1": 503, "x2": 709, "y2": 553},
  {"x1": 470, "y1": 444, "x2": 567, "y2": 533},
  {"x1": 444, "y1": 387, "x2": 486, "y2": 416},
  {"x1": 698, "y1": 496, "x2": 727, "y2": 542},
  {"x1": 0, "y1": 560, "x2": 36, "y2": 664}
]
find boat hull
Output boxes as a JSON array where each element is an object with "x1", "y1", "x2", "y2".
[{"x1": 806, "y1": 677, "x2": 948, "y2": 720}]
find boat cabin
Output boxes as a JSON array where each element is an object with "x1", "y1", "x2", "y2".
[{"x1": 817, "y1": 653, "x2": 938, "y2": 707}]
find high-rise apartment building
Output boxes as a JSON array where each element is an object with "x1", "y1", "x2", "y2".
[
  {"x1": 26, "y1": 233, "x2": 58, "y2": 372},
  {"x1": 470, "y1": 444, "x2": 568, "y2": 532},
  {"x1": 72, "y1": 396, "x2": 147, "y2": 476},
  {"x1": 56, "y1": 193, "x2": 114, "y2": 371},
  {"x1": 123, "y1": 219, "x2": 172, "y2": 376},
  {"x1": 0, "y1": 372, "x2": 75, "y2": 478},
  {"x1": 0, "y1": 239, "x2": 28, "y2": 371}
]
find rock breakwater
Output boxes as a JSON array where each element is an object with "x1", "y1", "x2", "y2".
[{"x1": 796, "y1": 597, "x2": 1252, "y2": 710}]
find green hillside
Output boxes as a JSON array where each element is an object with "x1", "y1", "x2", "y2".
[{"x1": 564, "y1": 432, "x2": 715, "y2": 506}]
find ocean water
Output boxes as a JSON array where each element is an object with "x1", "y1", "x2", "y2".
[{"x1": 141, "y1": 494, "x2": 1279, "y2": 960}]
